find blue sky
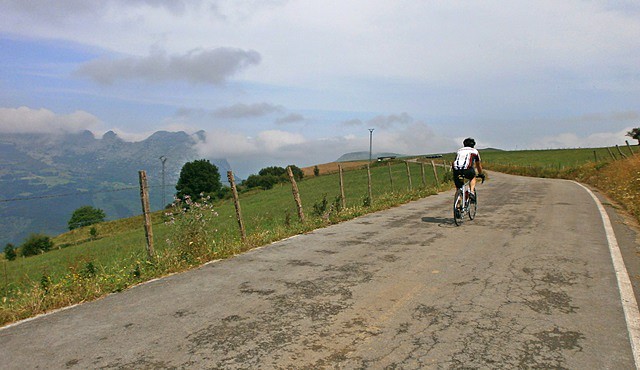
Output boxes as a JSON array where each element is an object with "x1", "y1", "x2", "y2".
[{"x1": 1, "y1": 0, "x2": 639, "y2": 177}]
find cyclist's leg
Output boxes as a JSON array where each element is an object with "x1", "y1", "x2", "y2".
[
  {"x1": 452, "y1": 170, "x2": 464, "y2": 189},
  {"x1": 464, "y1": 168, "x2": 477, "y2": 193}
]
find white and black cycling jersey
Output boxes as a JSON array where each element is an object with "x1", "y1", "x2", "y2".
[{"x1": 452, "y1": 147, "x2": 481, "y2": 170}]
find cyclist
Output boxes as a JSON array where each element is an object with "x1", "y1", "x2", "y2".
[{"x1": 452, "y1": 138, "x2": 485, "y2": 200}]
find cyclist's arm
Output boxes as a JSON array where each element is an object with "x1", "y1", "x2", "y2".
[{"x1": 475, "y1": 159, "x2": 483, "y2": 175}]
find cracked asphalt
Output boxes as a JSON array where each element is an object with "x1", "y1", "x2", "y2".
[{"x1": 1, "y1": 172, "x2": 639, "y2": 369}]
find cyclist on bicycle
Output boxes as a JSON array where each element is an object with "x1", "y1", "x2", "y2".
[{"x1": 452, "y1": 138, "x2": 485, "y2": 200}]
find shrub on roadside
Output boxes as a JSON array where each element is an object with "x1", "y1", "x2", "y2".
[{"x1": 165, "y1": 195, "x2": 219, "y2": 262}]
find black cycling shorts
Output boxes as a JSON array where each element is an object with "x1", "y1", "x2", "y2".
[{"x1": 453, "y1": 168, "x2": 476, "y2": 188}]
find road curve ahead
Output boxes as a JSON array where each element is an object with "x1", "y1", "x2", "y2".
[{"x1": 1, "y1": 172, "x2": 639, "y2": 369}]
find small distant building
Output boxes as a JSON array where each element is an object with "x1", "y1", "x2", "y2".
[{"x1": 377, "y1": 156, "x2": 396, "y2": 162}]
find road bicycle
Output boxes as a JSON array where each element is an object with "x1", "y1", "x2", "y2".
[{"x1": 453, "y1": 174, "x2": 484, "y2": 226}]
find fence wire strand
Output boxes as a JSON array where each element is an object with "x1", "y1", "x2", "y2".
[{"x1": 0, "y1": 184, "x2": 176, "y2": 203}]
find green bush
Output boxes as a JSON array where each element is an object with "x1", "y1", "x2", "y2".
[
  {"x1": 243, "y1": 165, "x2": 304, "y2": 190},
  {"x1": 21, "y1": 234, "x2": 54, "y2": 257},
  {"x1": 4, "y1": 243, "x2": 17, "y2": 261},
  {"x1": 68, "y1": 206, "x2": 106, "y2": 230}
]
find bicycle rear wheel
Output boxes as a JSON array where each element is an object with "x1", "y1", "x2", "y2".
[
  {"x1": 468, "y1": 190, "x2": 477, "y2": 220},
  {"x1": 453, "y1": 190, "x2": 464, "y2": 226}
]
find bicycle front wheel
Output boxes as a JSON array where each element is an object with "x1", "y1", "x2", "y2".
[
  {"x1": 468, "y1": 190, "x2": 477, "y2": 220},
  {"x1": 453, "y1": 190, "x2": 464, "y2": 226}
]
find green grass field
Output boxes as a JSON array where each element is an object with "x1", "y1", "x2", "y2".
[
  {"x1": 1, "y1": 160, "x2": 446, "y2": 317},
  {"x1": 436, "y1": 146, "x2": 629, "y2": 168}
]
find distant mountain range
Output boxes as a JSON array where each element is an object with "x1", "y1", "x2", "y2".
[
  {"x1": 336, "y1": 151, "x2": 406, "y2": 162},
  {"x1": 0, "y1": 130, "x2": 231, "y2": 247}
]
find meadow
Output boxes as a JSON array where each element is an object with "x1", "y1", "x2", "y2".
[{"x1": 0, "y1": 159, "x2": 448, "y2": 325}]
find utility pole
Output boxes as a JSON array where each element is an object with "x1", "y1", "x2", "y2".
[
  {"x1": 368, "y1": 128, "x2": 375, "y2": 163},
  {"x1": 159, "y1": 156, "x2": 167, "y2": 209}
]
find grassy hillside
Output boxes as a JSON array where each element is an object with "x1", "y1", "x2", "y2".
[
  {"x1": 440, "y1": 146, "x2": 630, "y2": 169},
  {"x1": 0, "y1": 159, "x2": 448, "y2": 325},
  {"x1": 2, "y1": 145, "x2": 637, "y2": 326}
]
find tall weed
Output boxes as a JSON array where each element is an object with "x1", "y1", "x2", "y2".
[{"x1": 165, "y1": 195, "x2": 219, "y2": 263}]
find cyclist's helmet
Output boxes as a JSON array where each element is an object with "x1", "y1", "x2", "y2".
[{"x1": 463, "y1": 138, "x2": 476, "y2": 148}]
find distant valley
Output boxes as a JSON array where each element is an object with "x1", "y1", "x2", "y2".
[{"x1": 0, "y1": 130, "x2": 231, "y2": 247}]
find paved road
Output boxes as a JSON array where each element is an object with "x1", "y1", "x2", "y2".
[{"x1": 1, "y1": 172, "x2": 639, "y2": 369}]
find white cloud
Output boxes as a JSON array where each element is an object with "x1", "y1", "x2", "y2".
[
  {"x1": 0, "y1": 106, "x2": 101, "y2": 134},
  {"x1": 75, "y1": 48, "x2": 261, "y2": 85},
  {"x1": 257, "y1": 130, "x2": 305, "y2": 151},
  {"x1": 532, "y1": 127, "x2": 633, "y2": 149},
  {"x1": 5, "y1": 0, "x2": 639, "y2": 87},
  {"x1": 195, "y1": 121, "x2": 456, "y2": 177},
  {"x1": 2, "y1": 0, "x2": 639, "y2": 154}
]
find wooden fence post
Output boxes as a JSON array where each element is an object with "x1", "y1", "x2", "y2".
[
  {"x1": 593, "y1": 150, "x2": 598, "y2": 162},
  {"x1": 387, "y1": 162, "x2": 394, "y2": 191},
  {"x1": 431, "y1": 160, "x2": 440, "y2": 188},
  {"x1": 138, "y1": 170, "x2": 155, "y2": 260},
  {"x1": 287, "y1": 166, "x2": 305, "y2": 222},
  {"x1": 227, "y1": 171, "x2": 246, "y2": 242},
  {"x1": 625, "y1": 140, "x2": 635, "y2": 156},
  {"x1": 607, "y1": 147, "x2": 617, "y2": 160},
  {"x1": 420, "y1": 162, "x2": 426, "y2": 187},
  {"x1": 405, "y1": 162, "x2": 412, "y2": 190},
  {"x1": 616, "y1": 145, "x2": 628, "y2": 159},
  {"x1": 367, "y1": 164, "x2": 373, "y2": 203},
  {"x1": 338, "y1": 165, "x2": 346, "y2": 209}
]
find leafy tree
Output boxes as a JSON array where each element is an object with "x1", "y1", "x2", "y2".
[
  {"x1": 258, "y1": 166, "x2": 287, "y2": 178},
  {"x1": 244, "y1": 173, "x2": 280, "y2": 190},
  {"x1": 287, "y1": 165, "x2": 304, "y2": 181},
  {"x1": 4, "y1": 243, "x2": 17, "y2": 261},
  {"x1": 627, "y1": 127, "x2": 640, "y2": 145},
  {"x1": 68, "y1": 206, "x2": 106, "y2": 230},
  {"x1": 176, "y1": 159, "x2": 222, "y2": 201},
  {"x1": 313, "y1": 166, "x2": 320, "y2": 177},
  {"x1": 243, "y1": 165, "x2": 304, "y2": 191},
  {"x1": 243, "y1": 174, "x2": 262, "y2": 189},
  {"x1": 21, "y1": 234, "x2": 54, "y2": 257}
]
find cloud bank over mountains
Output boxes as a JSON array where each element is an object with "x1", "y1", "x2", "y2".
[
  {"x1": 0, "y1": 107, "x2": 101, "y2": 134},
  {"x1": 1, "y1": 0, "x2": 638, "y2": 176}
]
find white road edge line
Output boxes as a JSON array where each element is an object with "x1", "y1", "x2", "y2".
[{"x1": 573, "y1": 181, "x2": 640, "y2": 367}]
